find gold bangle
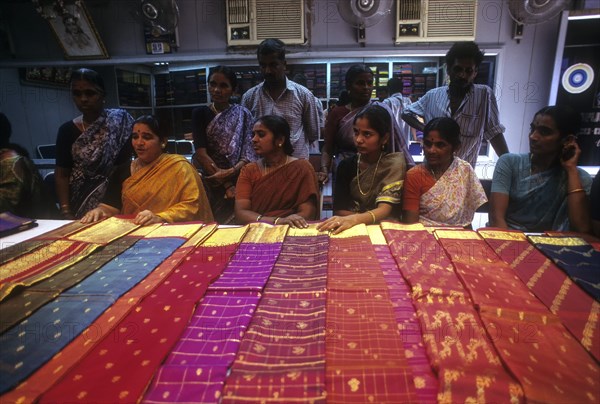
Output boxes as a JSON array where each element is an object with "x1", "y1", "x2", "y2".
[
  {"x1": 273, "y1": 217, "x2": 280, "y2": 225},
  {"x1": 567, "y1": 188, "x2": 585, "y2": 195},
  {"x1": 367, "y1": 210, "x2": 376, "y2": 224},
  {"x1": 256, "y1": 214, "x2": 263, "y2": 222}
]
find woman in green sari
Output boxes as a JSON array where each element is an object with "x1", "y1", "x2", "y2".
[{"x1": 317, "y1": 105, "x2": 407, "y2": 234}]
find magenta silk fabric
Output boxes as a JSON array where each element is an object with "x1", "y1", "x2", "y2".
[
  {"x1": 222, "y1": 234, "x2": 329, "y2": 403},
  {"x1": 142, "y1": 291, "x2": 261, "y2": 403}
]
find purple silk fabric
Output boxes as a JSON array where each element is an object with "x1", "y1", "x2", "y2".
[
  {"x1": 221, "y1": 234, "x2": 329, "y2": 403},
  {"x1": 143, "y1": 241, "x2": 283, "y2": 403}
]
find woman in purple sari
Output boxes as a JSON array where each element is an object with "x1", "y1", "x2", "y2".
[
  {"x1": 191, "y1": 66, "x2": 256, "y2": 223},
  {"x1": 55, "y1": 68, "x2": 133, "y2": 219}
]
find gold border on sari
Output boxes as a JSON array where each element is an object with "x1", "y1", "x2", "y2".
[
  {"x1": 203, "y1": 226, "x2": 249, "y2": 247},
  {"x1": 329, "y1": 223, "x2": 368, "y2": 238},
  {"x1": 67, "y1": 217, "x2": 138, "y2": 244},
  {"x1": 380, "y1": 221, "x2": 425, "y2": 231},
  {"x1": 242, "y1": 222, "x2": 289, "y2": 243},
  {"x1": 181, "y1": 224, "x2": 218, "y2": 248},
  {"x1": 145, "y1": 223, "x2": 204, "y2": 239},
  {"x1": 434, "y1": 229, "x2": 481, "y2": 240},
  {"x1": 287, "y1": 223, "x2": 329, "y2": 237},
  {"x1": 367, "y1": 225, "x2": 387, "y2": 245},
  {"x1": 527, "y1": 236, "x2": 589, "y2": 247},
  {"x1": 478, "y1": 230, "x2": 527, "y2": 241}
]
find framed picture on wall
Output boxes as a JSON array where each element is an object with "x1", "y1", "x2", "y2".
[
  {"x1": 41, "y1": 2, "x2": 108, "y2": 60},
  {"x1": 19, "y1": 67, "x2": 72, "y2": 89}
]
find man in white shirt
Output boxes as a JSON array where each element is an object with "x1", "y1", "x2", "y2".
[
  {"x1": 402, "y1": 42, "x2": 508, "y2": 166},
  {"x1": 383, "y1": 77, "x2": 415, "y2": 144},
  {"x1": 242, "y1": 38, "x2": 323, "y2": 159}
]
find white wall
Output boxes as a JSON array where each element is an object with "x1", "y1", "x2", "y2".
[{"x1": 0, "y1": 0, "x2": 562, "y2": 157}]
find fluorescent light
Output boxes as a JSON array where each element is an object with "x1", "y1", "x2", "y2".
[{"x1": 568, "y1": 14, "x2": 600, "y2": 20}]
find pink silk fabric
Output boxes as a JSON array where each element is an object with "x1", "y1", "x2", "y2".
[
  {"x1": 381, "y1": 223, "x2": 524, "y2": 403},
  {"x1": 435, "y1": 228, "x2": 600, "y2": 403},
  {"x1": 326, "y1": 227, "x2": 417, "y2": 403},
  {"x1": 369, "y1": 225, "x2": 438, "y2": 402}
]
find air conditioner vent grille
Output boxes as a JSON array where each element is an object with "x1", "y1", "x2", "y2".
[
  {"x1": 396, "y1": 0, "x2": 476, "y2": 43},
  {"x1": 227, "y1": 0, "x2": 305, "y2": 45},
  {"x1": 427, "y1": 0, "x2": 476, "y2": 37},
  {"x1": 398, "y1": 0, "x2": 421, "y2": 20},
  {"x1": 256, "y1": 0, "x2": 303, "y2": 39},
  {"x1": 227, "y1": 0, "x2": 249, "y2": 24}
]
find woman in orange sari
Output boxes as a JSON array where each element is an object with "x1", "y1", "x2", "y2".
[
  {"x1": 235, "y1": 115, "x2": 318, "y2": 227},
  {"x1": 81, "y1": 115, "x2": 213, "y2": 225}
]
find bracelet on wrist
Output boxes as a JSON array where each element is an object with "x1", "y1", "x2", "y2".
[
  {"x1": 367, "y1": 210, "x2": 376, "y2": 224},
  {"x1": 273, "y1": 217, "x2": 280, "y2": 225},
  {"x1": 567, "y1": 188, "x2": 585, "y2": 195},
  {"x1": 256, "y1": 214, "x2": 263, "y2": 222}
]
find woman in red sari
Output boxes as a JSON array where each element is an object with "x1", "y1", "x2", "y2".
[{"x1": 235, "y1": 115, "x2": 318, "y2": 227}]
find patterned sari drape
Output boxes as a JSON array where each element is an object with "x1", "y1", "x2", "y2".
[
  {"x1": 0, "y1": 217, "x2": 137, "y2": 301},
  {"x1": 222, "y1": 226, "x2": 328, "y2": 403},
  {"x1": 37, "y1": 224, "x2": 217, "y2": 403},
  {"x1": 143, "y1": 224, "x2": 281, "y2": 403},
  {"x1": 479, "y1": 228, "x2": 600, "y2": 361},
  {"x1": 1, "y1": 223, "x2": 198, "y2": 395},
  {"x1": 381, "y1": 222, "x2": 523, "y2": 403},
  {"x1": 528, "y1": 235, "x2": 600, "y2": 301},
  {"x1": 70, "y1": 109, "x2": 133, "y2": 218},
  {"x1": 435, "y1": 229, "x2": 599, "y2": 403},
  {"x1": 368, "y1": 225, "x2": 438, "y2": 402},
  {"x1": 326, "y1": 224, "x2": 417, "y2": 403},
  {"x1": 0, "y1": 221, "x2": 91, "y2": 264}
]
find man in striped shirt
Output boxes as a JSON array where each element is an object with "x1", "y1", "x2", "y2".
[
  {"x1": 402, "y1": 42, "x2": 508, "y2": 166},
  {"x1": 242, "y1": 38, "x2": 323, "y2": 159}
]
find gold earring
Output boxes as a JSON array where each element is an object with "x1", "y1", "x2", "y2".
[
  {"x1": 161, "y1": 143, "x2": 165, "y2": 148},
  {"x1": 278, "y1": 143, "x2": 283, "y2": 147}
]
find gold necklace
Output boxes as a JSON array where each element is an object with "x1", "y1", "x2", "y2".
[
  {"x1": 357, "y1": 152, "x2": 383, "y2": 196},
  {"x1": 263, "y1": 155, "x2": 289, "y2": 175}
]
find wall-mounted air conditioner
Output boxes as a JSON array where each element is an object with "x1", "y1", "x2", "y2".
[
  {"x1": 226, "y1": 0, "x2": 305, "y2": 46},
  {"x1": 395, "y1": 0, "x2": 477, "y2": 43}
]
